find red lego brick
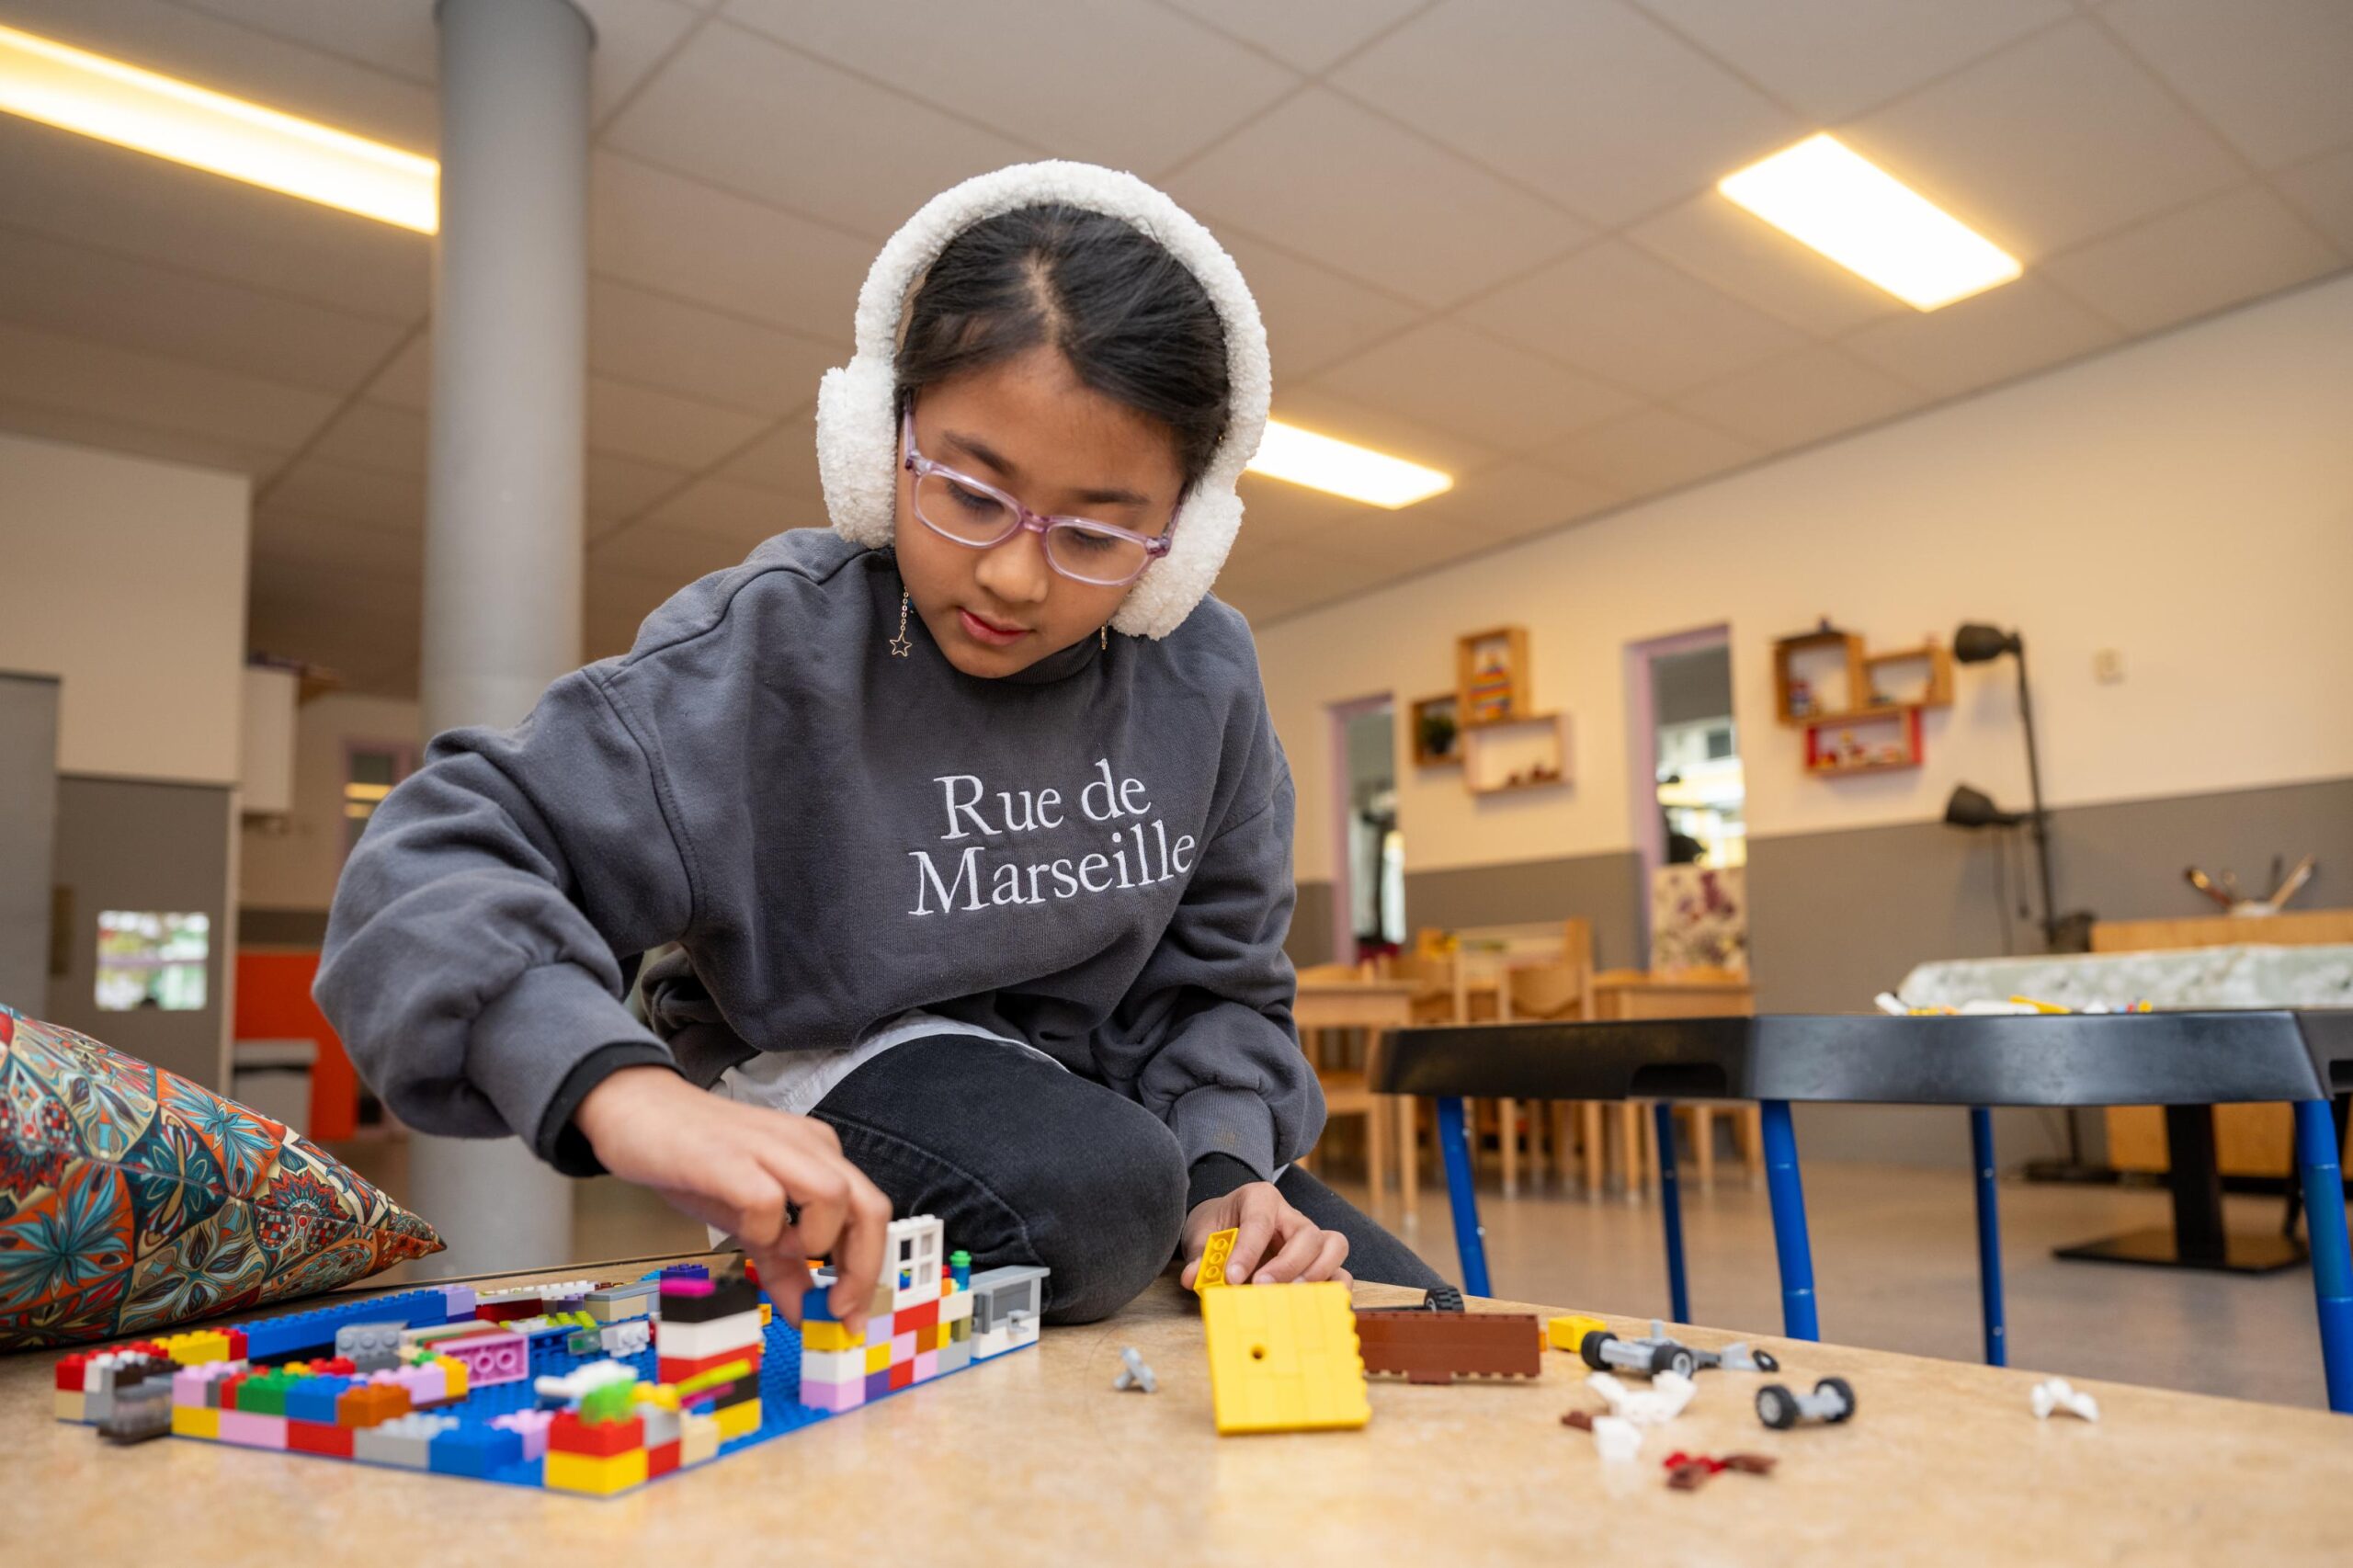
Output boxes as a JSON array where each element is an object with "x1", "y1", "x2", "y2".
[
  {"x1": 57, "y1": 1354, "x2": 90, "y2": 1392},
  {"x1": 646, "y1": 1440, "x2": 680, "y2": 1478},
  {"x1": 656, "y1": 1348, "x2": 760, "y2": 1386},
  {"x1": 219, "y1": 1372, "x2": 251, "y2": 1412},
  {"x1": 315, "y1": 1357, "x2": 357, "y2": 1377},
  {"x1": 897, "y1": 1299, "x2": 938, "y2": 1333},
  {"x1": 289, "y1": 1419, "x2": 355, "y2": 1459},
  {"x1": 888, "y1": 1359, "x2": 913, "y2": 1392},
  {"x1": 475, "y1": 1300, "x2": 542, "y2": 1323},
  {"x1": 548, "y1": 1411, "x2": 643, "y2": 1458},
  {"x1": 227, "y1": 1329, "x2": 247, "y2": 1359}
]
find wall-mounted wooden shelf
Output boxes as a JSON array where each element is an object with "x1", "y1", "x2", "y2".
[
  {"x1": 1462, "y1": 710, "x2": 1571, "y2": 796},
  {"x1": 1773, "y1": 619, "x2": 1949, "y2": 778}
]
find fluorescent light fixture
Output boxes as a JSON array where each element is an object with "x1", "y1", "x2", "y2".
[
  {"x1": 1246, "y1": 419, "x2": 1452, "y2": 508},
  {"x1": 1718, "y1": 133, "x2": 2019, "y2": 311},
  {"x1": 0, "y1": 23, "x2": 438, "y2": 232}
]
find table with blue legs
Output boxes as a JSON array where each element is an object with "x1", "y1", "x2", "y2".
[{"x1": 1378, "y1": 1008, "x2": 2353, "y2": 1414}]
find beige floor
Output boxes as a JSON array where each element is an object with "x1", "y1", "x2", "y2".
[{"x1": 336, "y1": 1137, "x2": 2345, "y2": 1412}]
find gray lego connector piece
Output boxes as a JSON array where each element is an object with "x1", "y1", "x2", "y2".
[
  {"x1": 1112, "y1": 1346, "x2": 1157, "y2": 1393},
  {"x1": 336, "y1": 1321, "x2": 406, "y2": 1373}
]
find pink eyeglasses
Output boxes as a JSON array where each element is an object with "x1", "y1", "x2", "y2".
[{"x1": 901, "y1": 409, "x2": 1175, "y2": 587}]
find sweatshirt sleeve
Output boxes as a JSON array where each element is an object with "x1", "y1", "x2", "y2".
[
  {"x1": 1111, "y1": 698, "x2": 1324, "y2": 1182},
  {"x1": 313, "y1": 664, "x2": 697, "y2": 1167}
]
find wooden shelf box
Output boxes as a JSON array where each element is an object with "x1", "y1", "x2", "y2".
[
  {"x1": 1462, "y1": 711, "x2": 1572, "y2": 795},
  {"x1": 1456, "y1": 626, "x2": 1530, "y2": 728}
]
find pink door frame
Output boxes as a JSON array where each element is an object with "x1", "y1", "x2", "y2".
[
  {"x1": 1326, "y1": 692, "x2": 1395, "y2": 967},
  {"x1": 1623, "y1": 624, "x2": 1733, "y2": 967}
]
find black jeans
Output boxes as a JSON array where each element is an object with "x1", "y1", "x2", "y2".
[{"x1": 811, "y1": 1034, "x2": 1446, "y2": 1324}]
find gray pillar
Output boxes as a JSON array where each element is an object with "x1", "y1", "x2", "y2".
[{"x1": 416, "y1": 0, "x2": 594, "y2": 1274}]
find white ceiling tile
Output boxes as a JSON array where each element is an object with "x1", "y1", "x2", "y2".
[
  {"x1": 1164, "y1": 87, "x2": 1591, "y2": 309},
  {"x1": 1630, "y1": 0, "x2": 2072, "y2": 121},
  {"x1": 587, "y1": 375, "x2": 771, "y2": 471},
  {"x1": 0, "y1": 395, "x2": 283, "y2": 475},
  {"x1": 1842, "y1": 19, "x2": 2245, "y2": 257},
  {"x1": 1331, "y1": 0, "x2": 1801, "y2": 226},
  {"x1": 1458, "y1": 240, "x2": 1807, "y2": 399},
  {"x1": 591, "y1": 278, "x2": 840, "y2": 416},
  {"x1": 1539, "y1": 404, "x2": 1762, "y2": 496},
  {"x1": 574, "y1": 0, "x2": 711, "y2": 124},
  {"x1": 1309, "y1": 320, "x2": 1638, "y2": 450},
  {"x1": 250, "y1": 507, "x2": 421, "y2": 581},
  {"x1": 365, "y1": 332, "x2": 431, "y2": 410},
  {"x1": 1214, "y1": 542, "x2": 1345, "y2": 625},
  {"x1": 641, "y1": 473, "x2": 802, "y2": 542},
  {"x1": 247, "y1": 555, "x2": 421, "y2": 682},
  {"x1": 2098, "y1": 0, "x2": 2353, "y2": 171},
  {"x1": 589, "y1": 519, "x2": 760, "y2": 580},
  {"x1": 586, "y1": 449, "x2": 691, "y2": 528},
  {"x1": 1838, "y1": 275, "x2": 2122, "y2": 398},
  {"x1": 716, "y1": 412, "x2": 822, "y2": 492},
  {"x1": 1625, "y1": 192, "x2": 1912, "y2": 335},
  {"x1": 0, "y1": 319, "x2": 336, "y2": 452},
  {"x1": 1269, "y1": 383, "x2": 1501, "y2": 483},
  {"x1": 1672, "y1": 345, "x2": 1927, "y2": 449},
  {"x1": 2275, "y1": 145, "x2": 2353, "y2": 255},
  {"x1": 303, "y1": 400, "x2": 427, "y2": 476},
  {"x1": 0, "y1": 118, "x2": 430, "y2": 321},
  {"x1": 591, "y1": 153, "x2": 873, "y2": 336},
  {"x1": 1215, "y1": 233, "x2": 1424, "y2": 382},
  {"x1": 719, "y1": 0, "x2": 1298, "y2": 175},
  {"x1": 6, "y1": 0, "x2": 438, "y2": 150},
  {"x1": 0, "y1": 228, "x2": 408, "y2": 393},
  {"x1": 602, "y1": 21, "x2": 1035, "y2": 238},
  {"x1": 259, "y1": 457, "x2": 426, "y2": 531},
  {"x1": 1375, "y1": 459, "x2": 1623, "y2": 549},
  {"x1": 2040, "y1": 185, "x2": 2345, "y2": 335},
  {"x1": 1159, "y1": 0, "x2": 1427, "y2": 74},
  {"x1": 1233, "y1": 475, "x2": 1359, "y2": 546}
]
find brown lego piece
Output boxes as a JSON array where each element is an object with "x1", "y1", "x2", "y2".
[
  {"x1": 1354, "y1": 1310, "x2": 1542, "y2": 1385},
  {"x1": 1561, "y1": 1410, "x2": 1597, "y2": 1431}
]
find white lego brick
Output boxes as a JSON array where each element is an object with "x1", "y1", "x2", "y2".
[
  {"x1": 940, "y1": 1290, "x2": 973, "y2": 1324},
  {"x1": 797, "y1": 1347, "x2": 867, "y2": 1385},
  {"x1": 653, "y1": 1311, "x2": 763, "y2": 1360}
]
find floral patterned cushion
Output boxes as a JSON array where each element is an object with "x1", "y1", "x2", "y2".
[{"x1": 0, "y1": 1003, "x2": 441, "y2": 1349}]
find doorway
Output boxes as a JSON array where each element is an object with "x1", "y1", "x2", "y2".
[
  {"x1": 1328, "y1": 695, "x2": 1405, "y2": 966},
  {"x1": 1626, "y1": 628, "x2": 1745, "y2": 969}
]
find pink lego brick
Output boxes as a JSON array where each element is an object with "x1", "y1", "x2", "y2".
[
  {"x1": 218, "y1": 1410, "x2": 290, "y2": 1450},
  {"x1": 914, "y1": 1350, "x2": 938, "y2": 1382},
  {"x1": 798, "y1": 1377, "x2": 864, "y2": 1415},
  {"x1": 172, "y1": 1366, "x2": 214, "y2": 1407},
  {"x1": 892, "y1": 1330, "x2": 916, "y2": 1363},
  {"x1": 492, "y1": 1408, "x2": 554, "y2": 1461}
]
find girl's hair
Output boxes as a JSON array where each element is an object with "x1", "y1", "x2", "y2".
[{"x1": 893, "y1": 203, "x2": 1231, "y2": 494}]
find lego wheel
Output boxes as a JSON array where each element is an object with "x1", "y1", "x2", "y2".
[
  {"x1": 1816, "y1": 1376, "x2": 1857, "y2": 1422},
  {"x1": 1752, "y1": 1348, "x2": 1779, "y2": 1373},
  {"x1": 1580, "y1": 1331, "x2": 1617, "y2": 1370},
  {"x1": 1653, "y1": 1345, "x2": 1697, "y2": 1379},
  {"x1": 1424, "y1": 1285, "x2": 1466, "y2": 1313},
  {"x1": 1756, "y1": 1383, "x2": 1798, "y2": 1430}
]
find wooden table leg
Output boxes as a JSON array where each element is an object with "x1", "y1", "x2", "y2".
[
  {"x1": 1500, "y1": 1097, "x2": 1518, "y2": 1197},
  {"x1": 1618, "y1": 1101, "x2": 1644, "y2": 1202},
  {"x1": 1582, "y1": 1103, "x2": 1605, "y2": 1198},
  {"x1": 1368, "y1": 1093, "x2": 1391, "y2": 1207},
  {"x1": 1690, "y1": 1106, "x2": 1714, "y2": 1190},
  {"x1": 1740, "y1": 1105, "x2": 1766, "y2": 1187},
  {"x1": 1397, "y1": 1096, "x2": 1418, "y2": 1221}
]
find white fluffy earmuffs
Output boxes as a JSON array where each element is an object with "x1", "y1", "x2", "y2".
[{"x1": 814, "y1": 161, "x2": 1272, "y2": 641}]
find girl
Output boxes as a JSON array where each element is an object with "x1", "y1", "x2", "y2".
[{"x1": 317, "y1": 162, "x2": 1443, "y2": 1326}]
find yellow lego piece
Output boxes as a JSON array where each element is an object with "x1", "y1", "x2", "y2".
[
  {"x1": 1547, "y1": 1314, "x2": 1609, "y2": 1353},
  {"x1": 932, "y1": 1323, "x2": 950, "y2": 1351},
  {"x1": 635, "y1": 1382, "x2": 679, "y2": 1413},
  {"x1": 171, "y1": 1404, "x2": 220, "y2": 1439},
  {"x1": 437, "y1": 1356, "x2": 468, "y2": 1402},
  {"x1": 161, "y1": 1330, "x2": 232, "y2": 1366},
  {"x1": 802, "y1": 1319, "x2": 863, "y2": 1353},
  {"x1": 545, "y1": 1449, "x2": 648, "y2": 1496},
  {"x1": 713, "y1": 1397, "x2": 761, "y2": 1442},
  {"x1": 1196, "y1": 1226, "x2": 1239, "y2": 1291},
  {"x1": 1201, "y1": 1282, "x2": 1369, "y2": 1435},
  {"x1": 674, "y1": 1358, "x2": 753, "y2": 1399},
  {"x1": 54, "y1": 1390, "x2": 85, "y2": 1423},
  {"x1": 865, "y1": 1342, "x2": 891, "y2": 1375},
  {"x1": 760, "y1": 1302, "x2": 772, "y2": 1327}
]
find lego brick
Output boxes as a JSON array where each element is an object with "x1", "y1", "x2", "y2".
[
  {"x1": 53, "y1": 1390, "x2": 84, "y2": 1423},
  {"x1": 284, "y1": 1376, "x2": 358, "y2": 1425},
  {"x1": 798, "y1": 1347, "x2": 864, "y2": 1386},
  {"x1": 546, "y1": 1448, "x2": 648, "y2": 1497},
  {"x1": 896, "y1": 1298, "x2": 939, "y2": 1334},
  {"x1": 98, "y1": 1383, "x2": 175, "y2": 1445},
  {"x1": 863, "y1": 1342, "x2": 891, "y2": 1376},
  {"x1": 864, "y1": 1369, "x2": 891, "y2": 1402},
  {"x1": 710, "y1": 1376, "x2": 759, "y2": 1411},
  {"x1": 238, "y1": 1288, "x2": 451, "y2": 1360},
  {"x1": 646, "y1": 1439, "x2": 681, "y2": 1479},
  {"x1": 940, "y1": 1290, "x2": 973, "y2": 1325},
  {"x1": 638, "y1": 1403, "x2": 682, "y2": 1450},
  {"x1": 55, "y1": 1353, "x2": 89, "y2": 1392},
  {"x1": 713, "y1": 1397, "x2": 760, "y2": 1442},
  {"x1": 654, "y1": 1311, "x2": 763, "y2": 1360},
  {"x1": 888, "y1": 1359, "x2": 914, "y2": 1392},
  {"x1": 171, "y1": 1404, "x2": 220, "y2": 1440},
  {"x1": 354, "y1": 1414, "x2": 458, "y2": 1469},
  {"x1": 335, "y1": 1322, "x2": 405, "y2": 1373},
  {"x1": 429, "y1": 1424, "x2": 522, "y2": 1478},
  {"x1": 288, "y1": 1418, "x2": 355, "y2": 1459},
  {"x1": 914, "y1": 1350, "x2": 938, "y2": 1382},
  {"x1": 951, "y1": 1317, "x2": 970, "y2": 1344},
  {"x1": 492, "y1": 1409, "x2": 553, "y2": 1461},
  {"x1": 891, "y1": 1330, "x2": 916, "y2": 1364},
  {"x1": 657, "y1": 1273, "x2": 757, "y2": 1324},
  {"x1": 336, "y1": 1383, "x2": 411, "y2": 1428},
  {"x1": 1548, "y1": 1314, "x2": 1609, "y2": 1353},
  {"x1": 438, "y1": 1331, "x2": 529, "y2": 1388},
  {"x1": 1196, "y1": 1226, "x2": 1239, "y2": 1290},
  {"x1": 678, "y1": 1410, "x2": 721, "y2": 1467},
  {"x1": 672, "y1": 1358, "x2": 756, "y2": 1402},
  {"x1": 439, "y1": 1284, "x2": 477, "y2": 1321},
  {"x1": 936, "y1": 1339, "x2": 972, "y2": 1376},
  {"x1": 1201, "y1": 1281, "x2": 1370, "y2": 1436},
  {"x1": 1354, "y1": 1311, "x2": 1543, "y2": 1384},
  {"x1": 799, "y1": 1376, "x2": 864, "y2": 1415},
  {"x1": 218, "y1": 1411, "x2": 290, "y2": 1450},
  {"x1": 549, "y1": 1411, "x2": 643, "y2": 1459},
  {"x1": 656, "y1": 1346, "x2": 757, "y2": 1387},
  {"x1": 599, "y1": 1320, "x2": 651, "y2": 1358},
  {"x1": 474, "y1": 1299, "x2": 543, "y2": 1324},
  {"x1": 800, "y1": 1319, "x2": 863, "y2": 1354}
]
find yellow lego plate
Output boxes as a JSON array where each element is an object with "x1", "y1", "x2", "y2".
[
  {"x1": 1201, "y1": 1282, "x2": 1370, "y2": 1435},
  {"x1": 1196, "y1": 1226, "x2": 1239, "y2": 1291}
]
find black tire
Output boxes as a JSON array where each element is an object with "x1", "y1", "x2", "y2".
[
  {"x1": 1756, "y1": 1384, "x2": 1798, "y2": 1429},
  {"x1": 1753, "y1": 1349, "x2": 1780, "y2": 1373},
  {"x1": 1816, "y1": 1376, "x2": 1857, "y2": 1422},
  {"x1": 1425, "y1": 1286, "x2": 1465, "y2": 1313},
  {"x1": 1654, "y1": 1345, "x2": 1697, "y2": 1379},
  {"x1": 1580, "y1": 1331, "x2": 1617, "y2": 1370}
]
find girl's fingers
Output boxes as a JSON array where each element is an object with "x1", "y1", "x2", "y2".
[
  {"x1": 1253, "y1": 1213, "x2": 1327, "y2": 1284},
  {"x1": 825, "y1": 1168, "x2": 894, "y2": 1322},
  {"x1": 1302, "y1": 1230, "x2": 1351, "y2": 1283},
  {"x1": 1225, "y1": 1209, "x2": 1279, "y2": 1284},
  {"x1": 762, "y1": 1140, "x2": 850, "y2": 1260}
]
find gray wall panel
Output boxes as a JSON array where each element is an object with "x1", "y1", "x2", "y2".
[
  {"x1": 1404, "y1": 851, "x2": 1645, "y2": 971},
  {"x1": 1286, "y1": 881, "x2": 1336, "y2": 970},
  {"x1": 0, "y1": 672, "x2": 58, "y2": 1013},
  {"x1": 48, "y1": 775, "x2": 231, "y2": 1089}
]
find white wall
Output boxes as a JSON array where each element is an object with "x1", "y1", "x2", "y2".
[
  {"x1": 240, "y1": 692, "x2": 422, "y2": 912},
  {"x1": 0, "y1": 432, "x2": 251, "y2": 783},
  {"x1": 1257, "y1": 274, "x2": 2353, "y2": 881}
]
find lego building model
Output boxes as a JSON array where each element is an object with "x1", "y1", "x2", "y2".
[{"x1": 54, "y1": 1216, "x2": 1042, "y2": 1499}]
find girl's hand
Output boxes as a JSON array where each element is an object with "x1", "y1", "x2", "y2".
[
  {"x1": 1178, "y1": 1180, "x2": 1351, "y2": 1289},
  {"x1": 574, "y1": 1066, "x2": 892, "y2": 1326}
]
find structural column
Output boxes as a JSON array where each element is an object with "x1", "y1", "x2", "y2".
[{"x1": 416, "y1": 0, "x2": 594, "y2": 1272}]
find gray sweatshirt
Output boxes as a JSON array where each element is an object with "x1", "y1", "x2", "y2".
[{"x1": 314, "y1": 529, "x2": 1321, "y2": 1181}]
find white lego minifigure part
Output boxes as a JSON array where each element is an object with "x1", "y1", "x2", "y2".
[
  {"x1": 888, "y1": 1214, "x2": 946, "y2": 1311},
  {"x1": 1591, "y1": 1415, "x2": 1643, "y2": 1463},
  {"x1": 534, "y1": 1359, "x2": 636, "y2": 1403},
  {"x1": 1587, "y1": 1369, "x2": 1698, "y2": 1426},
  {"x1": 2030, "y1": 1377, "x2": 2100, "y2": 1423}
]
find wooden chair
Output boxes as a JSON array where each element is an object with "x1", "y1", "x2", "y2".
[
  {"x1": 1505, "y1": 948, "x2": 1603, "y2": 1196},
  {"x1": 1593, "y1": 967, "x2": 1762, "y2": 1197},
  {"x1": 1292, "y1": 959, "x2": 1402, "y2": 1200}
]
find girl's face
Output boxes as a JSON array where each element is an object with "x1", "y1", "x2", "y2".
[{"x1": 894, "y1": 344, "x2": 1186, "y2": 678}]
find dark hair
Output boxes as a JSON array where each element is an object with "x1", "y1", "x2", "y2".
[{"x1": 893, "y1": 203, "x2": 1231, "y2": 492}]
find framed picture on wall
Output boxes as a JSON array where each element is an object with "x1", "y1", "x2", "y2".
[
  {"x1": 1455, "y1": 626, "x2": 1529, "y2": 727},
  {"x1": 1410, "y1": 694, "x2": 1461, "y2": 767}
]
